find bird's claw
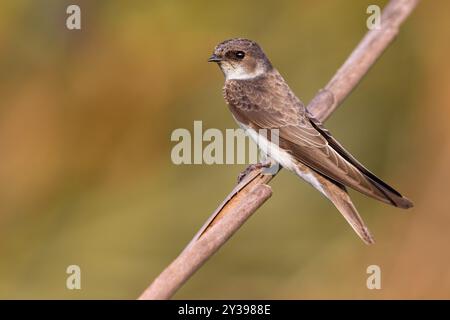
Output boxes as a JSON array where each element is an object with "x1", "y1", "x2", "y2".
[{"x1": 237, "y1": 161, "x2": 272, "y2": 184}]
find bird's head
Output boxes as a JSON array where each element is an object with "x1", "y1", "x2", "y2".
[{"x1": 208, "y1": 38, "x2": 272, "y2": 80}]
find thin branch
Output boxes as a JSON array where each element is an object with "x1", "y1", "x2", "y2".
[{"x1": 138, "y1": 0, "x2": 420, "y2": 300}]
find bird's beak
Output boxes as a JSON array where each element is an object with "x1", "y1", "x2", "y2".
[{"x1": 208, "y1": 54, "x2": 222, "y2": 63}]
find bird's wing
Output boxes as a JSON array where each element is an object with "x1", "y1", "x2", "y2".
[
  {"x1": 225, "y1": 71, "x2": 412, "y2": 208},
  {"x1": 306, "y1": 115, "x2": 412, "y2": 208}
]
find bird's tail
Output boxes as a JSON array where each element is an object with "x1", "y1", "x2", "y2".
[
  {"x1": 324, "y1": 179, "x2": 375, "y2": 245},
  {"x1": 294, "y1": 165, "x2": 374, "y2": 244}
]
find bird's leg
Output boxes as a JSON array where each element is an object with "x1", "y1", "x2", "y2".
[
  {"x1": 237, "y1": 163, "x2": 268, "y2": 184},
  {"x1": 237, "y1": 155, "x2": 279, "y2": 184}
]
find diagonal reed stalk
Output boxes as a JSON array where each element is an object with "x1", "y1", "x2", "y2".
[{"x1": 139, "y1": 0, "x2": 420, "y2": 300}]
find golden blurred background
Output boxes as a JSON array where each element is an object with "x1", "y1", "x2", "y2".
[{"x1": 0, "y1": 0, "x2": 449, "y2": 299}]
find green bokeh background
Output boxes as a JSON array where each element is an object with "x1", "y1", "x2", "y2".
[{"x1": 1, "y1": 0, "x2": 449, "y2": 299}]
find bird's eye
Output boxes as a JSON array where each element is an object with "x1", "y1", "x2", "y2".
[{"x1": 234, "y1": 51, "x2": 245, "y2": 59}]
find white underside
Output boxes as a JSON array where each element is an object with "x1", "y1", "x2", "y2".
[{"x1": 240, "y1": 123, "x2": 326, "y2": 195}]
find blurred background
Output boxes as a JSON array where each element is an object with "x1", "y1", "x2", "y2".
[{"x1": 0, "y1": 0, "x2": 449, "y2": 299}]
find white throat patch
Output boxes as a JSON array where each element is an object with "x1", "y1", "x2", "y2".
[{"x1": 221, "y1": 63, "x2": 265, "y2": 80}]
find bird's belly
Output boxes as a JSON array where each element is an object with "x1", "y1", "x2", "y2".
[
  {"x1": 240, "y1": 125, "x2": 297, "y2": 171},
  {"x1": 293, "y1": 164, "x2": 326, "y2": 196}
]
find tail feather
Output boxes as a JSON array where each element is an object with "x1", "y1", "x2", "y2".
[
  {"x1": 325, "y1": 180, "x2": 375, "y2": 245},
  {"x1": 294, "y1": 164, "x2": 375, "y2": 245}
]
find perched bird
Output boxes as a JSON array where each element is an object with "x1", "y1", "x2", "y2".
[{"x1": 208, "y1": 38, "x2": 413, "y2": 244}]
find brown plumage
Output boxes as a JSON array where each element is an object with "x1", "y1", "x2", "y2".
[{"x1": 209, "y1": 38, "x2": 413, "y2": 244}]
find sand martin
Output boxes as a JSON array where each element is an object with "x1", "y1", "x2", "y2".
[{"x1": 208, "y1": 38, "x2": 413, "y2": 244}]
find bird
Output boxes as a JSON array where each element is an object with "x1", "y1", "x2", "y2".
[{"x1": 208, "y1": 38, "x2": 413, "y2": 245}]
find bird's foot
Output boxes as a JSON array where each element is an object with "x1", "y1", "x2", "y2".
[{"x1": 237, "y1": 161, "x2": 272, "y2": 184}]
